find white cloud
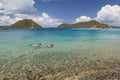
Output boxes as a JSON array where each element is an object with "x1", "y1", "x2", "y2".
[
  {"x1": 96, "y1": 5, "x2": 120, "y2": 26},
  {"x1": 75, "y1": 16, "x2": 92, "y2": 23},
  {"x1": 42, "y1": 12, "x2": 49, "y2": 18},
  {"x1": 0, "y1": 15, "x2": 11, "y2": 25},
  {"x1": 0, "y1": 15, "x2": 21, "y2": 25},
  {"x1": 75, "y1": 5, "x2": 120, "y2": 26},
  {"x1": 33, "y1": 13, "x2": 62, "y2": 27},
  {"x1": 0, "y1": 0, "x2": 37, "y2": 14},
  {"x1": 0, "y1": 0, "x2": 62, "y2": 27},
  {"x1": 0, "y1": 13, "x2": 62, "y2": 28},
  {"x1": 2, "y1": 1, "x2": 119, "y2": 27}
]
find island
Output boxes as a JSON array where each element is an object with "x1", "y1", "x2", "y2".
[
  {"x1": 9, "y1": 19, "x2": 42, "y2": 28},
  {"x1": 58, "y1": 20, "x2": 110, "y2": 28},
  {"x1": 0, "y1": 19, "x2": 42, "y2": 28},
  {"x1": 0, "y1": 19, "x2": 116, "y2": 28}
]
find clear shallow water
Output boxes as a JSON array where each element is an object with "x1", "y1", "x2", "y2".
[{"x1": 0, "y1": 28, "x2": 120, "y2": 75}]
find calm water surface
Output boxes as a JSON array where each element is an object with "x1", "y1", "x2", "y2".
[{"x1": 0, "y1": 28, "x2": 120, "y2": 73}]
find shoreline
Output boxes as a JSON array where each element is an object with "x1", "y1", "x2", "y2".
[
  {"x1": 0, "y1": 58, "x2": 120, "y2": 80},
  {"x1": 45, "y1": 59, "x2": 120, "y2": 80}
]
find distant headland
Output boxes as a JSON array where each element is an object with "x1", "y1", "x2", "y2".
[
  {"x1": 0, "y1": 19, "x2": 118, "y2": 28},
  {"x1": 0, "y1": 19, "x2": 42, "y2": 28},
  {"x1": 58, "y1": 20, "x2": 110, "y2": 28}
]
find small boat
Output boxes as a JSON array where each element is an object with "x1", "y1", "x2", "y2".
[
  {"x1": 30, "y1": 27, "x2": 34, "y2": 29},
  {"x1": 30, "y1": 21, "x2": 34, "y2": 29}
]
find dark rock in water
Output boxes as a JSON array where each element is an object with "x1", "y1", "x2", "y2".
[
  {"x1": 81, "y1": 69, "x2": 120, "y2": 80},
  {"x1": 2, "y1": 78, "x2": 9, "y2": 80},
  {"x1": 41, "y1": 78, "x2": 47, "y2": 80}
]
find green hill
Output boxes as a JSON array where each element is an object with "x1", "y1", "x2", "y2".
[
  {"x1": 58, "y1": 20, "x2": 110, "y2": 28},
  {"x1": 9, "y1": 19, "x2": 42, "y2": 28}
]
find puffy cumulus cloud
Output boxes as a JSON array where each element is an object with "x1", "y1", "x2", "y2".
[
  {"x1": 0, "y1": 14, "x2": 22, "y2": 25},
  {"x1": 75, "y1": 5, "x2": 120, "y2": 26},
  {"x1": 96, "y1": 5, "x2": 120, "y2": 26},
  {"x1": 0, "y1": 15, "x2": 12, "y2": 25},
  {"x1": 42, "y1": 12, "x2": 49, "y2": 18},
  {"x1": 37, "y1": 13, "x2": 62, "y2": 27},
  {"x1": 33, "y1": 13, "x2": 62, "y2": 27},
  {"x1": 0, "y1": 13, "x2": 62, "y2": 28},
  {"x1": 0, "y1": 0, "x2": 37, "y2": 14},
  {"x1": 0, "y1": 0, "x2": 62, "y2": 27},
  {"x1": 75, "y1": 16, "x2": 92, "y2": 23}
]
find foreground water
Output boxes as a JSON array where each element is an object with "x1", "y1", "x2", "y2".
[{"x1": 0, "y1": 28, "x2": 120, "y2": 79}]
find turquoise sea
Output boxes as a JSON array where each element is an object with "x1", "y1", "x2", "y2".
[{"x1": 0, "y1": 28, "x2": 120, "y2": 79}]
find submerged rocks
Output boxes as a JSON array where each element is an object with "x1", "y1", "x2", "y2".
[{"x1": 0, "y1": 55, "x2": 120, "y2": 80}]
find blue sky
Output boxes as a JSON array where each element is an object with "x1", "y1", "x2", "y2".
[
  {"x1": 0, "y1": 0, "x2": 120, "y2": 27},
  {"x1": 35, "y1": 0, "x2": 120, "y2": 22}
]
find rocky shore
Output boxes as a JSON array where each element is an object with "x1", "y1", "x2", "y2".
[{"x1": 0, "y1": 58, "x2": 120, "y2": 80}]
